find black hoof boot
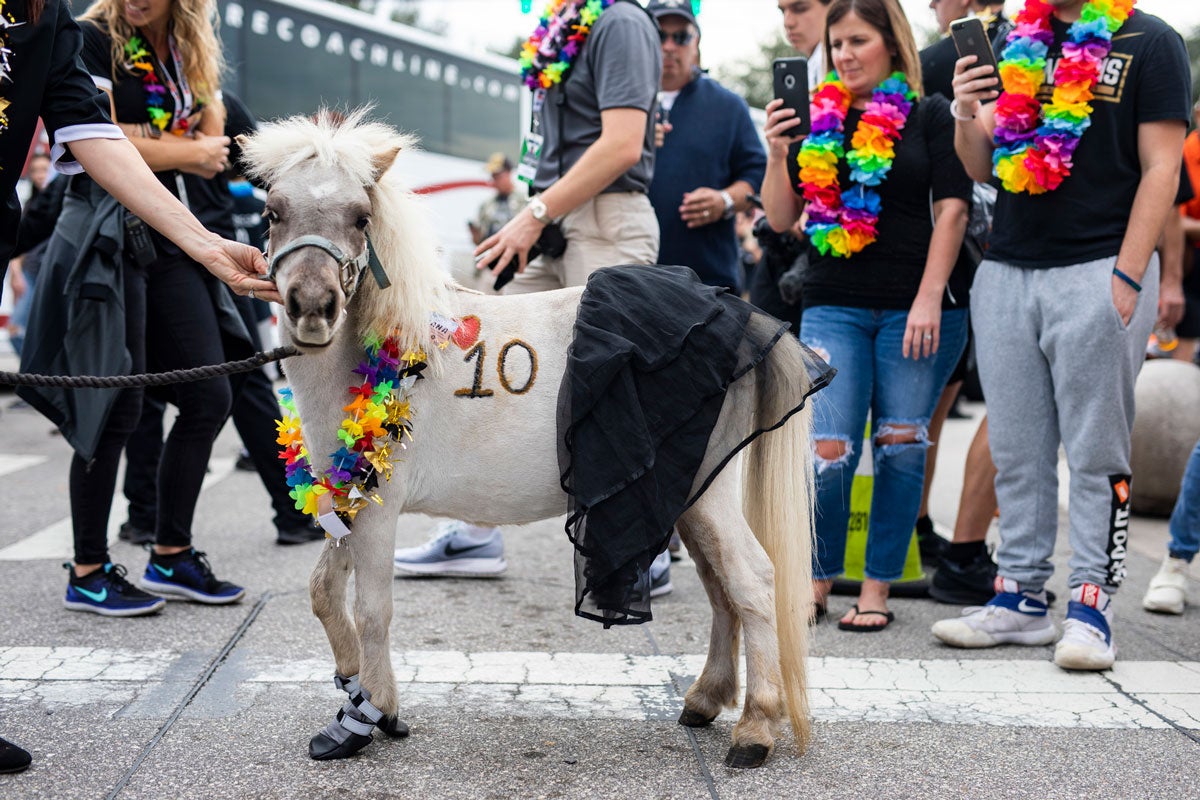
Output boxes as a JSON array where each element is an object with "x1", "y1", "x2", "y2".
[
  {"x1": 378, "y1": 715, "x2": 410, "y2": 738},
  {"x1": 678, "y1": 708, "x2": 716, "y2": 728},
  {"x1": 308, "y1": 731, "x2": 373, "y2": 761},
  {"x1": 724, "y1": 743, "x2": 770, "y2": 769}
]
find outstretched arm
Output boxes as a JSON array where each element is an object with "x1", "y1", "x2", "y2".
[{"x1": 69, "y1": 137, "x2": 280, "y2": 302}]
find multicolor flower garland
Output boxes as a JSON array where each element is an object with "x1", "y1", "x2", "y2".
[
  {"x1": 519, "y1": 0, "x2": 615, "y2": 90},
  {"x1": 276, "y1": 334, "x2": 427, "y2": 531},
  {"x1": 0, "y1": 0, "x2": 17, "y2": 137},
  {"x1": 992, "y1": 0, "x2": 1135, "y2": 194},
  {"x1": 796, "y1": 71, "x2": 916, "y2": 258},
  {"x1": 124, "y1": 36, "x2": 190, "y2": 136}
]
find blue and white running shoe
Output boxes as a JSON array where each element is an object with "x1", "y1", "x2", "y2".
[
  {"x1": 64, "y1": 563, "x2": 166, "y2": 617},
  {"x1": 140, "y1": 549, "x2": 245, "y2": 604},
  {"x1": 393, "y1": 521, "x2": 507, "y2": 577},
  {"x1": 1054, "y1": 583, "x2": 1116, "y2": 671},
  {"x1": 649, "y1": 549, "x2": 673, "y2": 598},
  {"x1": 931, "y1": 577, "x2": 1056, "y2": 648}
]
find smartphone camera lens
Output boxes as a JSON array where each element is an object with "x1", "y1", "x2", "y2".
[{"x1": 784, "y1": 74, "x2": 796, "y2": 90}]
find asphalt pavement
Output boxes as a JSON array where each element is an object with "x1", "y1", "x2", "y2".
[{"x1": 1, "y1": 343, "x2": 1198, "y2": 800}]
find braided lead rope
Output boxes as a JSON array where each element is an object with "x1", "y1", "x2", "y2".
[{"x1": 0, "y1": 346, "x2": 301, "y2": 389}]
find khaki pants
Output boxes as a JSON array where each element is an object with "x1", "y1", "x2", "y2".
[{"x1": 504, "y1": 191, "x2": 660, "y2": 294}]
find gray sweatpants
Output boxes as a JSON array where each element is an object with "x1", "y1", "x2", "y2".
[{"x1": 972, "y1": 255, "x2": 1159, "y2": 594}]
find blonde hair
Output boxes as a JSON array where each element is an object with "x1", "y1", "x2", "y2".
[
  {"x1": 80, "y1": 0, "x2": 224, "y2": 105},
  {"x1": 824, "y1": 0, "x2": 924, "y2": 98}
]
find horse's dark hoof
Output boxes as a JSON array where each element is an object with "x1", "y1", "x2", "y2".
[
  {"x1": 678, "y1": 708, "x2": 717, "y2": 728},
  {"x1": 724, "y1": 743, "x2": 770, "y2": 769},
  {"x1": 308, "y1": 731, "x2": 373, "y2": 761},
  {"x1": 378, "y1": 715, "x2": 410, "y2": 738}
]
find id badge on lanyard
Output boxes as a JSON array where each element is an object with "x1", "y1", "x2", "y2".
[{"x1": 517, "y1": 89, "x2": 546, "y2": 186}]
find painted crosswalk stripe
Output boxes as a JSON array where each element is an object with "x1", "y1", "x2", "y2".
[
  {"x1": 2, "y1": 647, "x2": 1198, "y2": 730},
  {"x1": 0, "y1": 453, "x2": 47, "y2": 479},
  {"x1": 0, "y1": 457, "x2": 236, "y2": 561}
]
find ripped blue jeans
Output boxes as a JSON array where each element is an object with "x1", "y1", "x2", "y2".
[{"x1": 801, "y1": 305, "x2": 969, "y2": 582}]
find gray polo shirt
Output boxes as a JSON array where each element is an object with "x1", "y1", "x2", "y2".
[{"x1": 532, "y1": 1, "x2": 661, "y2": 195}]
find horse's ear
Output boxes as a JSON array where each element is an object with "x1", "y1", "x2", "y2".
[{"x1": 371, "y1": 145, "x2": 402, "y2": 182}]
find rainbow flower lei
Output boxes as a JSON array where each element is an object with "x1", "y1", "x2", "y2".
[
  {"x1": 0, "y1": 0, "x2": 18, "y2": 137},
  {"x1": 992, "y1": 0, "x2": 1136, "y2": 194},
  {"x1": 796, "y1": 71, "x2": 916, "y2": 258},
  {"x1": 519, "y1": 0, "x2": 615, "y2": 90},
  {"x1": 124, "y1": 35, "x2": 190, "y2": 136},
  {"x1": 276, "y1": 334, "x2": 427, "y2": 531}
]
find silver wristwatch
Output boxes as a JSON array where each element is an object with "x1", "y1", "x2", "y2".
[
  {"x1": 720, "y1": 190, "x2": 735, "y2": 220},
  {"x1": 528, "y1": 196, "x2": 552, "y2": 224}
]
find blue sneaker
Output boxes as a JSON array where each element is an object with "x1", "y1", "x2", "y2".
[
  {"x1": 393, "y1": 522, "x2": 507, "y2": 577},
  {"x1": 64, "y1": 563, "x2": 166, "y2": 617},
  {"x1": 140, "y1": 549, "x2": 245, "y2": 604},
  {"x1": 931, "y1": 578, "x2": 1056, "y2": 648}
]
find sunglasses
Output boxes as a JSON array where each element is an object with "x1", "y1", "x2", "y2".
[{"x1": 659, "y1": 30, "x2": 696, "y2": 46}]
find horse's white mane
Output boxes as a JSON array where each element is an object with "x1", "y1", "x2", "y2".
[{"x1": 240, "y1": 107, "x2": 454, "y2": 357}]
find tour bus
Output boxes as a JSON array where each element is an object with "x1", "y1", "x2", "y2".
[{"x1": 217, "y1": 0, "x2": 526, "y2": 281}]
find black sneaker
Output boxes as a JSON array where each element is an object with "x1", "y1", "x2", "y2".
[
  {"x1": 234, "y1": 448, "x2": 256, "y2": 472},
  {"x1": 929, "y1": 550, "x2": 997, "y2": 605},
  {"x1": 117, "y1": 521, "x2": 155, "y2": 545},
  {"x1": 64, "y1": 563, "x2": 166, "y2": 617},
  {"x1": 915, "y1": 516, "x2": 948, "y2": 565},
  {"x1": 140, "y1": 549, "x2": 245, "y2": 604},
  {"x1": 276, "y1": 524, "x2": 326, "y2": 545},
  {"x1": 0, "y1": 736, "x2": 32, "y2": 774}
]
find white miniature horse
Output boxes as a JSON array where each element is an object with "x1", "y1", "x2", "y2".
[{"x1": 239, "y1": 110, "x2": 820, "y2": 769}]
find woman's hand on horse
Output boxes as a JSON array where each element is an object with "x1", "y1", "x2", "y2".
[
  {"x1": 195, "y1": 237, "x2": 281, "y2": 303},
  {"x1": 764, "y1": 99, "x2": 803, "y2": 161},
  {"x1": 474, "y1": 207, "x2": 545, "y2": 276},
  {"x1": 187, "y1": 132, "x2": 233, "y2": 179}
]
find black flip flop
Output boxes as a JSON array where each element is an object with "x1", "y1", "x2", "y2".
[
  {"x1": 811, "y1": 603, "x2": 828, "y2": 625},
  {"x1": 837, "y1": 604, "x2": 895, "y2": 632}
]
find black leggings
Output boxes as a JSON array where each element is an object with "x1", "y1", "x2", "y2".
[{"x1": 70, "y1": 254, "x2": 233, "y2": 565}]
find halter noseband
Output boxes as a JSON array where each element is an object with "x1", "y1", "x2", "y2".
[{"x1": 267, "y1": 234, "x2": 391, "y2": 299}]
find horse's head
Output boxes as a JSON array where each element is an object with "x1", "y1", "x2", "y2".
[{"x1": 237, "y1": 110, "x2": 404, "y2": 349}]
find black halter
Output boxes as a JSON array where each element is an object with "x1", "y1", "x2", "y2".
[{"x1": 267, "y1": 234, "x2": 391, "y2": 299}]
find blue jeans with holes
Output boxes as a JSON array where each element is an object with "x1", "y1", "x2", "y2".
[
  {"x1": 1168, "y1": 436, "x2": 1200, "y2": 563},
  {"x1": 801, "y1": 305, "x2": 968, "y2": 583}
]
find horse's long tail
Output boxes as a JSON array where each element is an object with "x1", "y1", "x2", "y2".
[{"x1": 741, "y1": 331, "x2": 816, "y2": 754}]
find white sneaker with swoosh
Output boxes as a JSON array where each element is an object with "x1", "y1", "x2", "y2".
[{"x1": 931, "y1": 591, "x2": 1057, "y2": 648}]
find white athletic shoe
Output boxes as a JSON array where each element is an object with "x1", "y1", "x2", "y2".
[
  {"x1": 1054, "y1": 585, "x2": 1116, "y2": 671},
  {"x1": 393, "y1": 522, "x2": 507, "y2": 577},
  {"x1": 931, "y1": 591, "x2": 1057, "y2": 648},
  {"x1": 1142, "y1": 556, "x2": 1190, "y2": 615}
]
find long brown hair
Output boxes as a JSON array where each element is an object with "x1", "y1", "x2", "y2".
[
  {"x1": 823, "y1": 0, "x2": 923, "y2": 97},
  {"x1": 28, "y1": 0, "x2": 44, "y2": 24},
  {"x1": 80, "y1": 0, "x2": 224, "y2": 104}
]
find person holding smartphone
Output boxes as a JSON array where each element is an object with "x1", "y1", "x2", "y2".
[
  {"x1": 760, "y1": 0, "x2": 972, "y2": 632},
  {"x1": 932, "y1": 0, "x2": 1190, "y2": 671}
]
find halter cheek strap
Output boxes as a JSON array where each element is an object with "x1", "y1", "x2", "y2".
[{"x1": 267, "y1": 234, "x2": 391, "y2": 298}]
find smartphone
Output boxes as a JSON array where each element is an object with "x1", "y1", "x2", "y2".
[
  {"x1": 772, "y1": 57, "x2": 811, "y2": 138},
  {"x1": 950, "y1": 16, "x2": 999, "y2": 77}
]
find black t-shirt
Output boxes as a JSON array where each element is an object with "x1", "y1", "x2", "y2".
[
  {"x1": 79, "y1": 19, "x2": 234, "y2": 242},
  {"x1": 0, "y1": 0, "x2": 116, "y2": 269},
  {"x1": 987, "y1": 12, "x2": 1191, "y2": 268},
  {"x1": 799, "y1": 94, "x2": 974, "y2": 310}
]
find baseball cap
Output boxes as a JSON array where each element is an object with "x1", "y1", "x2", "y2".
[
  {"x1": 647, "y1": 0, "x2": 699, "y2": 31},
  {"x1": 485, "y1": 152, "x2": 513, "y2": 175}
]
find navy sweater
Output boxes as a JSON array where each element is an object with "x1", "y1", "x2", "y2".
[{"x1": 649, "y1": 72, "x2": 767, "y2": 291}]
